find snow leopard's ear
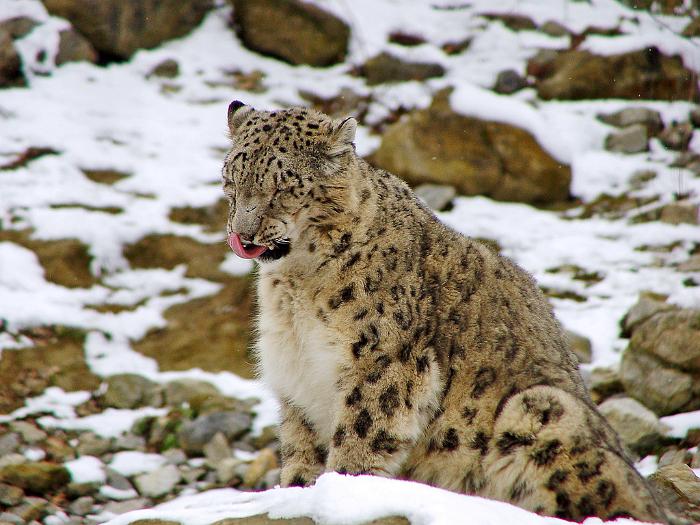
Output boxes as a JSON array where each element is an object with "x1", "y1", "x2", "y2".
[
  {"x1": 227, "y1": 100, "x2": 254, "y2": 135},
  {"x1": 326, "y1": 116, "x2": 357, "y2": 157}
]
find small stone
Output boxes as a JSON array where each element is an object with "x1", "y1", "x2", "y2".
[
  {"x1": 55, "y1": 29, "x2": 97, "y2": 65},
  {"x1": 0, "y1": 482, "x2": 24, "y2": 506},
  {"x1": 540, "y1": 20, "x2": 569, "y2": 37},
  {"x1": 248, "y1": 425, "x2": 278, "y2": 450},
  {"x1": 9, "y1": 496, "x2": 48, "y2": 522},
  {"x1": 359, "y1": 52, "x2": 445, "y2": 86},
  {"x1": 647, "y1": 464, "x2": 700, "y2": 524},
  {"x1": 526, "y1": 49, "x2": 558, "y2": 78},
  {"x1": 0, "y1": 31, "x2": 26, "y2": 87},
  {"x1": 113, "y1": 433, "x2": 147, "y2": 452},
  {"x1": 604, "y1": 124, "x2": 648, "y2": 154},
  {"x1": 44, "y1": 436, "x2": 75, "y2": 461},
  {"x1": 178, "y1": 411, "x2": 252, "y2": 455},
  {"x1": 65, "y1": 481, "x2": 98, "y2": 497},
  {"x1": 162, "y1": 448, "x2": 187, "y2": 466},
  {"x1": 102, "y1": 498, "x2": 151, "y2": 515},
  {"x1": 629, "y1": 169, "x2": 656, "y2": 190},
  {"x1": 589, "y1": 367, "x2": 623, "y2": 403},
  {"x1": 0, "y1": 511, "x2": 24, "y2": 524},
  {"x1": 564, "y1": 330, "x2": 592, "y2": 364},
  {"x1": 262, "y1": 467, "x2": 280, "y2": 489},
  {"x1": 148, "y1": 58, "x2": 179, "y2": 78},
  {"x1": 0, "y1": 454, "x2": 26, "y2": 469},
  {"x1": 690, "y1": 107, "x2": 700, "y2": 128},
  {"x1": 76, "y1": 433, "x2": 112, "y2": 457},
  {"x1": 242, "y1": 448, "x2": 278, "y2": 488},
  {"x1": 598, "y1": 107, "x2": 663, "y2": 134},
  {"x1": 598, "y1": 396, "x2": 667, "y2": 456},
  {"x1": 68, "y1": 495, "x2": 94, "y2": 516},
  {"x1": 660, "y1": 121, "x2": 694, "y2": 151},
  {"x1": 0, "y1": 433, "x2": 20, "y2": 456},
  {"x1": 0, "y1": 17, "x2": 38, "y2": 39},
  {"x1": 216, "y1": 457, "x2": 242, "y2": 485},
  {"x1": 102, "y1": 373, "x2": 160, "y2": 409},
  {"x1": 163, "y1": 378, "x2": 219, "y2": 407},
  {"x1": 204, "y1": 432, "x2": 232, "y2": 465},
  {"x1": 679, "y1": 254, "x2": 700, "y2": 272},
  {"x1": 658, "y1": 448, "x2": 691, "y2": 468},
  {"x1": 0, "y1": 462, "x2": 71, "y2": 494},
  {"x1": 134, "y1": 465, "x2": 181, "y2": 498},
  {"x1": 660, "y1": 201, "x2": 699, "y2": 225},
  {"x1": 414, "y1": 184, "x2": 457, "y2": 212},
  {"x1": 493, "y1": 69, "x2": 527, "y2": 95},
  {"x1": 105, "y1": 467, "x2": 134, "y2": 491},
  {"x1": 10, "y1": 421, "x2": 47, "y2": 444},
  {"x1": 181, "y1": 465, "x2": 206, "y2": 484}
]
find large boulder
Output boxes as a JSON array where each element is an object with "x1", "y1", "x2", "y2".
[
  {"x1": 598, "y1": 396, "x2": 667, "y2": 456},
  {"x1": 531, "y1": 47, "x2": 698, "y2": 101},
  {"x1": 230, "y1": 0, "x2": 350, "y2": 67},
  {"x1": 370, "y1": 91, "x2": 571, "y2": 204},
  {"x1": 41, "y1": 0, "x2": 213, "y2": 60},
  {"x1": 647, "y1": 464, "x2": 700, "y2": 525},
  {"x1": 620, "y1": 298, "x2": 700, "y2": 416}
]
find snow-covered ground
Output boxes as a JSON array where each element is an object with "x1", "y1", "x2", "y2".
[{"x1": 1, "y1": 0, "x2": 700, "y2": 523}]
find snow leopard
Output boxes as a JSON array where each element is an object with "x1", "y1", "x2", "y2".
[{"x1": 221, "y1": 100, "x2": 667, "y2": 524}]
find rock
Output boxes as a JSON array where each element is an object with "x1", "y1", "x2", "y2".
[
  {"x1": 604, "y1": 124, "x2": 648, "y2": 154},
  {"x1": 414, "y1": 184, "x2": 456, "y2": 211},
  {"x1": 55, "y1": 29, "x2": 97, "y2": 65},
  {"x1": 540, "y1": 20, "x2": 570, "y2": 37},
  {"x1": 163, "y1": 378, "x2": 219, "y2": 407},
  {"x1": 178, "y1": 411, "x2": 252, "y2": 455},
  {"x1": 564, "y1": 330, "x2": 592, "y2": 364},
  {"x1": 597, "y1": 107, "x2": 664, "y2": 135},
  {"x1": 133, "y1": 465, "x2": 181, "y2": 499},
  {"x1": 102, "y1": 373, "x2": 160, "y2": 409},
  {"x1": 0, "y1": 30, "x2": 26, "y2": 88},
  {"x1": 682, "y1": 17, "x2": 700, "y2": 37},
  {"x1": 204, "y1": 432, "x2": 232, "y2": 465},
  {"x1": 113, "y1": 433, "x2": 147, "y2": 452},
  {"x1": 0, "y1": 454, "x2": 26, "y2": 468},
  {"x1": 589, "y1": 367, "x2": 623, "y2": 403},
  {"x1": 248, "y1": 425, "x2": 278, "y2": 450},
  {"x1": 0, "y1": 17, "x2": 38, "y2": 39},
  {"x1": 162, "y1": 448, "x2": 187, "y2": 466},
  {"x1": 598, "y1": 396, "x2": 667, "y2": 455},
  {"x1": 647, "y1": 464, "x2": 700, "y2": 524},
  {"x1": 621, "y1": 292, "x2": 675, "y2": 336},
  {"x1": 262, "y1": 467, "x2": 281, "y2": 489},
  {"x1": 106, "y1": 467, "x2": 134, "y2": 491},
  {"x1": 481, "y1": 13, "x2": 536, "y2": 31},
  {"x1": 0, "y1": 433, "x2": 20, "y2": 456},
  {"x1": 358, "y1": 52, "x2": 445, "y2": 85},
  {"x1": 526, "y1": 49, "x2": 558, "y2": 78},
  {"x1": 242, "y1": 448, "x2": 278, "y2": 488},
  {"x1": 0, "y1": 462, "x2": 71, "y2": 494},
  {"x1": 68, "y1": 495, "x2": 94, "y2": 516},
  {"x1": 630, "y1": 309, "x2": 700, "y2": 372},
  {"x1": 76, "y1": 433, "x2": 112, "y2": 457},
  {"x1": 658, "y1": 448, "x2": 691, "y2": 468},
  {"x1": 388, "y1": 32, "x2": 426, "y2": 47},
  {"x1": 216, "y1": 457, "x2": 243, "y2": 485},
  {"x1": 493, "y1": 69, "x2": 528, "y2": 94},
  {"x1": 0, "y1": 482, "x2": 24, "y2": 506},
  {"x1": 41, "y1": 0, "x2": 212, "y2": 60},
  {"x1": 629, "y1": 169, "x2": 657, "y2": 190},
  {"x1": 230, "y1": 0, "x2": 350, "y2": 67},
  {"x1": 10, "y1": 421, "x2": 47, "y2": 444},
  {"x1": 659, "y1": 121, "x2": 694, "y2": 151},
  {"x1": 679, "y1": 254, "x2": 700, "y2": 272},
  {"x1": 690, "y1": 107, "x2": 700, "y2": 128},
  {"x1": 532, "y1": 48, "x2": 698, "y2": 101},
  {"x1": 0, "y1": 511, "x2": 23, "y2": 525},
  {"x1": 660, "y1": 202, "x2": 699, "y2": 225},
  {"x1": 9, "y1": 496, "x2": 49, "y2": 522},
  {"x1": 370, "y1": 90, "x2": 571, "y2": 205},
  {"x1": 148, "y1": 59, "x2": 179, "y2": 78},
  {"x1": 103, "y1": 497, "x2": 151, "y2": 514}
]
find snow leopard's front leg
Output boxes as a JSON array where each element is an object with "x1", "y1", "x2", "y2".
[
  {"x1": 278, "y1": 400, "x2": 327, "y2": 487},
  {"x1": 326, "y1": 338, "x2": 441, "y2": 477}
]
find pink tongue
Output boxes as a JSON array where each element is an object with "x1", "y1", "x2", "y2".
[{"x1": 228, "y1": 233, "x2": 268, "y2": 259}]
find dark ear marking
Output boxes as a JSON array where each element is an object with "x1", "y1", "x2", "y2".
[{"x1": 228, "y1": 100, "x2": 254, "y2": 134}]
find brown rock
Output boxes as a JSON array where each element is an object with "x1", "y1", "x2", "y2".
[
  {"x1": 533, "y1": 47, "x2": 698, "y2": 101},
  {"x1": 0, "y1": 17, "x2": 38, "y2": 39},
  {"x1": 242, "y1": 448, "x2": 278, "y2": 488},
  {"x1": 564, "y1": 330, "x2": 592, "y2": 364},
  {"x1": 0, "y1": 30, "x2": 26, "y2": 87},
  {"x1": 370, "y1": 91, "x2": 570, "y2": 204},
  {"x1": 481, "y1": 13, "x2": 536, "y2": 31},
  {"x1": 648, "y1": 464, "x2": 700, "y2": 524},
  {"x1": 42, "y1": 0, "x2": 213, "y2": 60},
  {"x1": 359, "y1": 52, "x2": 444, "y2": 85},
  {"x1": 682, "y1": 17, "x2": 700, "y2": 37},
  {"x1": 230, "y1": 0, "x2": 350, "y2": 67},
  {"x1": 659, "y1": 121, "x2": 694, "y2": 151},
  {"x1": 660, "y1": 201, "x2": 699, "y2": 225},
  {"x1": 55, "y1": 29, "x2": 97, "y2": 65},
  {"x1": 620, "y1": 291, "x2": 675, "y2": 337},
  {"x1": 0, "y1": 462, "x2": 70, "y2": 494},
  {"x1": 630, "y1": 310, "x2": 700, "y2": 372}
]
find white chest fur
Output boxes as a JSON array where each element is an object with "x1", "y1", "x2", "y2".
[{"x1": 255, "y1": 274, "x2": 344, "y2": 442}]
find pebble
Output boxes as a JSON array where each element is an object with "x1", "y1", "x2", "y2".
[
  {"x1": 604, "y1": 124, "x2": 648, "y2": 154},
  {"x1": 243, "y1": 448, "x2": 278, "y2": 489},
  {"x1": 77, "y1": 433, "x2": 112, "y2": 457},
  {"x1": 658, "y1": 448, "x2": 691, "y2": 468},
  {"x1": 9, "y1": 421, "x2": 47, "y2": 444},
  {"x1": 134, "y1": 465, "x2": 181, "y2": 498},
  {"x1": 414, "y1": 184, "x2": 457, "y2": 212},
  {"x1": 598, "y1": 396, "x2": 667, "y2": 456},
  {"x1": 102, "y1": 497, "x2": 151, "y2": 514},
  {"x1": 162, "y1": 448, "x2": 188, "y2": 466},
  {"x1": 0, "y1": 482, "x2": 24, "y2": 506},
  {"x1": 493, "y1": 69, "x2": 528, "y2": 94},
  {"x1": 204, "y1": 432, "x2": 232, "y2": 465},
  {"x1": 68, "y1": 495, "x2": 94, "y2": 516},
  {"x1": 0, "y1": 433, "x2": 20, "y2": 456},
  {"x1": 216, "y1": 457, "x2": 243, "y2": 485},
  {"x1": 178, "y1": 411, "x2": 252, "y2": 455},
  {"x1": 113, "y1": 433, "x2": 146, "y2": 452}
]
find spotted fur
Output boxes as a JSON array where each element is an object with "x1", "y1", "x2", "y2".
[{"x1": 221, "y1": 102, "x2": 667, "y2": 523}]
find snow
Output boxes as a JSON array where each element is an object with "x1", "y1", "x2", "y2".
[
  {"x1": 109, "y1": 451, "x2": 168, "y2": 477},
  {"x1": 38, "y1": 407, "x2": 168, "y2": 438},
  {"x1": 65, "y1": 455, "x2": 107, "y2": 484},
  {"x1": 104, "y1": 472, "x2": 644, "y2": 525},
  {"x1": 661, "y1": 410, "x2": 700, "y2": 438}
]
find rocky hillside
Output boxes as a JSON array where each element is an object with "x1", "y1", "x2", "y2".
[{"x1": 0, "y1": 0, "x2": 700, "y2": 524}]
